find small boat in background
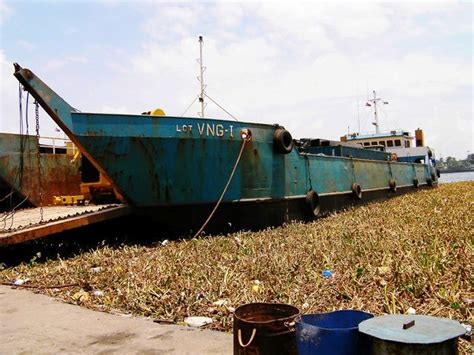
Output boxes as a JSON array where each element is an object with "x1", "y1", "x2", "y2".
[
  {"x1": 342, "y1": 128, "x2": 437, "y2": 165},
  {"x1": 340, "y1": 90, "x2": 440, "y2": 175},
  {"x1": 12, "y1": 61, "x2": 439, "y2": 235}
]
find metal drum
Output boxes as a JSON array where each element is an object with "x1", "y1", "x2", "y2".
[
  {"x1": 358, "y1": 314, "x2": 467, "y2": 354},
  {"x1": 295, "y1": 310, "x2": 373, "y2": 355},
  {"x1": 233, "y1": 302, "x2": 300, "y2": 355}
]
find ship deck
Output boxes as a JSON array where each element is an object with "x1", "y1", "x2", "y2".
[{"x1": 0, "y1": 204, "x2": 131, "y2": 246}]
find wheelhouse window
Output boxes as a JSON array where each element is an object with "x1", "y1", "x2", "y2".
[
  {"x1": 371, "y1": 142, "x2": 378, "y2": 146},
  {"x1": 363, "y1": 142, "x2": 370, "y2": 146},
  {"x1": 394, "y1": 139, "x2": 401, "y2": 147},
  {"x1": 379, "y1": 141, "x2": 386, "y2": 146},
  {"x1": 387, "y1": 140, "x2": 394, "y2": 147},
  {"x1": 405, "y1": 141, "x2": 411, "y2": 148}
]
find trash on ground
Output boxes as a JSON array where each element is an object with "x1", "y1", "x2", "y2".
[
  {"x1": 184, "y1": 316, "x2": 213, "y2": 327},
  {"x1": 13, "y1": 278, "x2": 29, "y2": 286},
  {"x1": 322, "y1": 269, "x2": 332, "y2": 278}
]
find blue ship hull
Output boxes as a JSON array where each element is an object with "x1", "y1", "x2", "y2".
[{"x1": 13, "y1": 64, "x2": 437, "y2": 233}]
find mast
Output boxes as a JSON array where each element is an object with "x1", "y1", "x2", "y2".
[
  {"x1": 373, "y1": 90, "x2": 379, "y2": 133},
  {"x1": 367, "y1": 90, "x2": 388, "y2": 134},
  {"x1": 197, "y1": 36, "x2": 207, "y2": 117}
]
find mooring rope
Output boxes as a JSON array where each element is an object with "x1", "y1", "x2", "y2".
[{"x1": 192, "y1": 138, "x2": 248, "y2": 238}]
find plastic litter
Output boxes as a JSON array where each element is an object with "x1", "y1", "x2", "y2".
[
  {"x1": 212, "y1": 299, "x2": 228, "y2": 306},
  {"x1": 461, "y1": 323, "x2": 472, "y2": 336},
  {"x1": 184, "y1": 316, "x2": 213, "y2": 327},
  {"x1": 322, "y1": 269, "x2": 332, "y2": 278},
  {"x1": 252, "y1": 280, "x2": 261, "y2": 292},
  {"x1": 13, "y1": 278, "x2": 29, "y2": 286}
]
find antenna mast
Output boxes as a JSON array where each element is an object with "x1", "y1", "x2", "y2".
[
  {"x1": 357, "y1": 95, "x2": 360, "y2": 133},
  {"x1": 197, "y1": 36, "x2": 207, "y2": 117},
  {"x1": 367, "y1": 90, "x2": 388, "y2": 134}
]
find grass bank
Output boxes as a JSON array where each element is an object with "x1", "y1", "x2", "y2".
[{"x1": 1, "y1": 182, "x2": 472, "y2": 346}]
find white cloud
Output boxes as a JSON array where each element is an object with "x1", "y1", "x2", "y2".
[
  {"x1": 66, "y1": 56, "x2": 89, "y2": 64},
  {"x1": 141, "y1": 4, "x2": 200, "y2": 41},
  {"x1": 43, "y1": 58, "x2": 67, "y2": 72},
  {"x1": 126, "y1": 2, "x2": 472, "y2": 158},
  {"x1": 65, "y1": 26, "x2": 78, "y2": 35},
  {"x1": 213, "y1": 2, "x2": 244, "y2": 29},
  {"x1": 42, "y1": 56, "x2": 89, "y2": 73},
  {"x1": 314, "y1": 3, "x2": 392, "y2": 40},
  {"x1": 253, "y1": 3, "x2": 334, "y2": 51},
  {"x1": 0, "y1": 0, "x2": 13, "y2": 26},
  {"x1": 0, "y1": 52, "x2": 65, "y2": 137},
  {"x1": 0, "y1": 51, "x2": 19, "y2": 133},
  {"x1": 17, "y1": 39, "x2": 35, "y2": 51},
  {"x1": 1, "y1": 2, "x2": 471, "y2": 159}
]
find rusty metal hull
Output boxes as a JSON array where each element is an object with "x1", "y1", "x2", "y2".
[
  {"x1": 12, "y1": 64, "x2": 439, "y2": 233},
  {"x1": 0, "y1": 133, "x2": 82, "y2": 207},
  {"x1": 67, "y1": 113, "x2": 435, "y2": 206},
  {"x1": 132, "y1": 185, "x2": 429, "y2": 235}
]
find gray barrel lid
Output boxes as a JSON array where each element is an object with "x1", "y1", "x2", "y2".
[{"x1": 358, "y1": 314, "x2": 466, "y2": 344}]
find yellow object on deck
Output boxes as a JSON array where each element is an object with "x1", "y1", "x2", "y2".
[
  {"x1": 150, "y1": 108, "x2": 166, "y2": 116},
  {"x1": 53, "y1": 195, "x2": 86, "y2": 206}
]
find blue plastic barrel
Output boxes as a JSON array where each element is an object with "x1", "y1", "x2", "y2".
[{"x1": 295, "y1": 310, "x2": 373, "y2": 355}]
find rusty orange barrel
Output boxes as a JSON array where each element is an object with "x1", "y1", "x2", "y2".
[{"x1": 233, "y1": 303, "x2": 300, "y2": 355}]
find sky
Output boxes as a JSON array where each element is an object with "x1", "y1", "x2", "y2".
[{"x1": 0, "y1": 0, "x2": 472, "y2": 159}]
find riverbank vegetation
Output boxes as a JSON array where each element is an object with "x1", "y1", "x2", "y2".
[
  {"x1": 438, "y1": 154, "x2": 474, "y2": 172},
  {"x1": 1, "y1": 182, "x2": 472, "y2": 350}
]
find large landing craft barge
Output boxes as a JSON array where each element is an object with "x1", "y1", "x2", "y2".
[{"x1": 12, "y1": 63, "x2": 438, "y2": 235}]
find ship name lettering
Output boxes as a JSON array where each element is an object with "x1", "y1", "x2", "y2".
[
  {"x1": 194, "y1": 123, "x2": 235, "y2": 138},
  {"x1": 206, "y1": 124, "x2": 215, "y2": 136},
  {"x1": 176, "y1": 124, "x2": 193, "y2": 133}
]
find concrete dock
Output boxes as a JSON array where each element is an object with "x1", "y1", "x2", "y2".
[{"x1": 0, "y1": 285, "x2": 232, "y2": 354}]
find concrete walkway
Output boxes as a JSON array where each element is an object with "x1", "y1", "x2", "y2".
[{"x1": 0, "y1": 285, "x2": 232, "y2": 354}]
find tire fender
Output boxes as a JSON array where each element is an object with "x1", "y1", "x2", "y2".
[
  {"x1": 413, "y1": 177, "x2": 419, "y2": 188},
  {"x1": 305, "y1": 190, "x2": 320, "y2": 217},
  {"x1": 351, "y1": 183, "x2": 362, "y2": 199},
  {"x1": 273, "y1": 128, "x2": 293, "y2": 154},
  {"x1": 389, "y1": 179, "x2": 397, "y2": 192}
]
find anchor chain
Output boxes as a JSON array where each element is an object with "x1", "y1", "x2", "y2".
[
  {"x1": 34, "y1": 101, "x2": 44, "y2": 223},
  {"x1": 0, "y1": 86, "x2": 29, "y2": 231}
]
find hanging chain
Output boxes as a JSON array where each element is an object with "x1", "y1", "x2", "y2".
[{"x1": 35, "y1": 101, "x2": 44, "y2": 223}]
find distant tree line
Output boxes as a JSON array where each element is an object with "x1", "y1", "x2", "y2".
[{"x1": 437, "y1": 153, "x2": 474, "y2": 172}]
